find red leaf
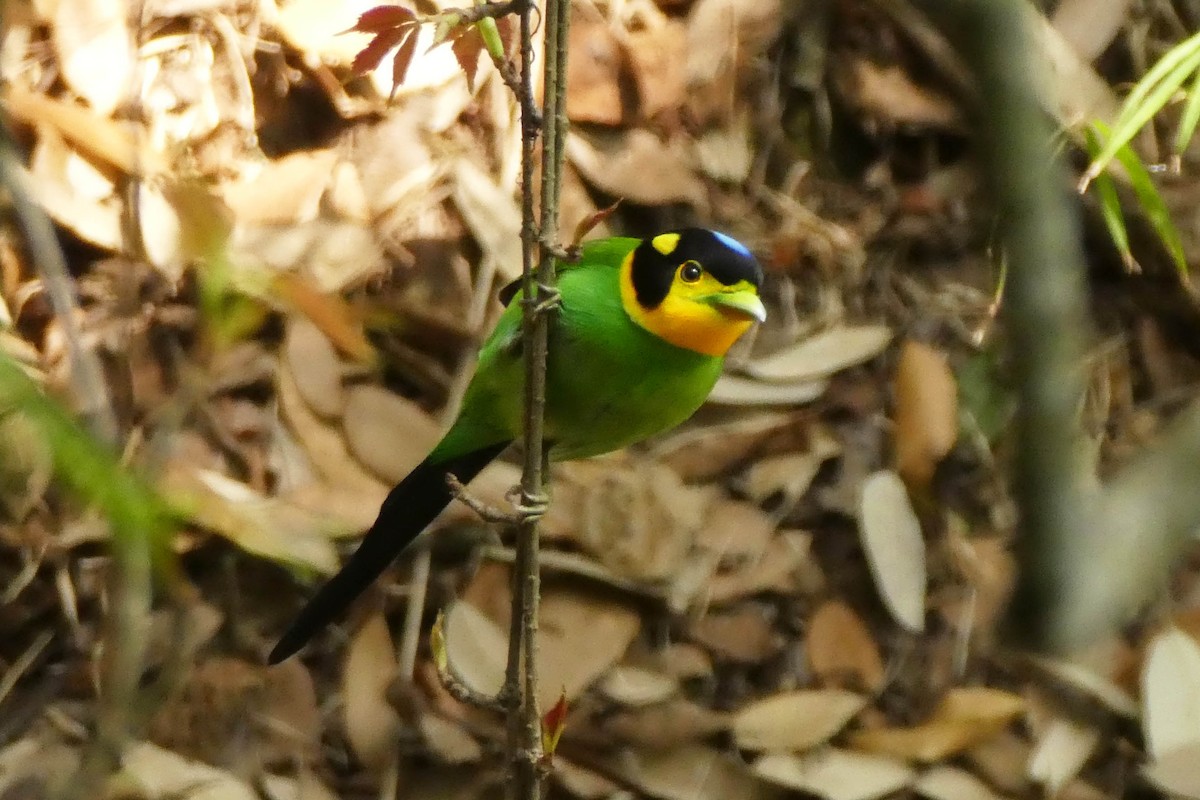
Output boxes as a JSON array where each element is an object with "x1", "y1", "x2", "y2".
[
  {"x1": 541, "y1": 691, "x2": 568, "y2": 759},
  {"x1": 349, "y1": 4, "x2": 415, "y2": 33},
  {"x1": 450, "y1": 29, "x2": 485, "y2": 91},
  {"x1": 389, "y1": 27, "x2": 420, "y2": 97},
  {"x1": 352, "y1": 28, "x2": 406, "y2": 75}
]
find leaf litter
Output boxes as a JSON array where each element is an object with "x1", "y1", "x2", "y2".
[{"x1": 5, "y1": 0, "x2": 1200, "y2": 798}]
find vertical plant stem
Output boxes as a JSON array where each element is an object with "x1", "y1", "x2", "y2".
[
  {"x1": 913, "y1": 0, "x2": 1091, "y2": 649},
  {"x1": 504, "y1": 0, "x2": 571, "y2": 794}
]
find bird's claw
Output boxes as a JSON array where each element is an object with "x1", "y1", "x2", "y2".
[
  {"x1": 521, "y1": 283, "x2": 561, "y2": 314},
  {"x1": 512, "y1": 490, "x2": 549, "y2": 523},
  {"x1": 539, "y1": 236, "x2": 578, "y2": 263}
]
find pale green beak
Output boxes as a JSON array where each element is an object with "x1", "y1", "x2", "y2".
[{"x1": 705, "y1": 290, "x2": 767, "y2": 323}]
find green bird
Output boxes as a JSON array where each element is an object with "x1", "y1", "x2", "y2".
[{"x1": 269, "y1": 228, "x2": 765, "y2": 663}]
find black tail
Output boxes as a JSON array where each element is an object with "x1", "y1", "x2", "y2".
[{"x1": 268, "y1": 443, "x2": 508, "y2": 664}]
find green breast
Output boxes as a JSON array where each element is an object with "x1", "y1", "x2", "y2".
[
  {"x1": 544, "y1": 262, "x2": 723, "y2": 459},
  {"x1": 433, "y1": 239, "x2": 724, "y2": 463}
]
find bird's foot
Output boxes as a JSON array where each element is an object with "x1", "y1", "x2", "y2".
[
  {"x1": 512, "y1": 490, "x2": 549, "y2": 524},
  {"x1": 539, "y1": 235, "x2": 580, "y2": 263},
  {"x1": 446, "y1": 474, "x2": 512, "y2": 524},
  {"x1": 522, "y1": 283, "x2": 561, "y2": 315}
]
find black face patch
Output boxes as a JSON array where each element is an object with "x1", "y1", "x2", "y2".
[{"x1": 629, "y1": 228, "x2": 763, "y2": 310}]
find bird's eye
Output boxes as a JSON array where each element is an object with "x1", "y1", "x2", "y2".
[{"x1": 679, "y1": 261, "x2": 703, "y2": 283}]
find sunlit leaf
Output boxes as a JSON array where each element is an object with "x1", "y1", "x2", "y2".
[
  {"x1": 1175, "y1": 68, "x2": 1200, "y2": 156},
  {"x1": 348, "y1": 5, "x2": 415, "y2": 34},
  {"x1": 390, "y1": 26, "x2": 420, "y2": 98},
  {"x1": 450, "y1": 27, "x2": 486, "y2": 91},
  {"x1": 352, "y1": 27, "x2": 407, "y2": 75}
]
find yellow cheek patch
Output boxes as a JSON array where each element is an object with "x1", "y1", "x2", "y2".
[
  {"x1": 620, "y1": 255, "x2": 757, "y2": 357},
  {"x1": 651, "y1": 233, "x2": 680, "y2": 255}
]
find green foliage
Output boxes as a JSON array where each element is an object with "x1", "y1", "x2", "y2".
[
  {"x1": 0, "y1": 356, "x2": 175, "y2": 560},
  {"x1": 1079, "y1": 31, "x2": 1200, "y2": 279},
  {"x1": 1084, "y1": 122, "x2": 1188, "y2": 279}
]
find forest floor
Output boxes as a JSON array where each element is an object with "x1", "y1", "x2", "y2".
[{"x1": 4, "y1": 0, "x2": 1200, "y2": 798}]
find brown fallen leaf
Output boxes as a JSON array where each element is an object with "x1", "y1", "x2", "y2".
[
  {"x1": 284, "y1": 317, "x2": 346, "y2": 419},
  {"x1": 567, "y1": 128, "x2": 704, "y2": 206},
  {"x1": 858, "y1": 470, "x2": 926, "y2": 632},
  {"x1": 754, "y1": 749, "x2": 915, "y2": 800},
  {"x1": 744, "y1": 325, "x2": 893, "y2": 383},
  {"x1": 342, "y1": 384, "x2": 441, "y2": 483},
  {"x1": 455, "y1": 563, "x2": 641, "y2": 708},
  {"x1": 565, "y1": 12, "x2": 634, "y2": 126},
  {"x1": 732, "y1": 690, "x2": 867, "y2": 752},
  {"x1": 689, "y1": 606, "x2": 780, "y2": 664},
  {"x1": 893, "y1": 340, "x2": 958, "y2": 493},
  {"x1": 653, "y1": 411, "x2": 807, "y2": 481},
  {"x1": 914, "y1": 765, "x2": 1007, "y2": 800},
  {"x1": 604, "y1": 699, "x2": 730, "y2": 750},
  {"x1": 342, "y1": 610, "x2": 402, "y2": 771},
  {"x1": 807, "y1": 599, "x2": 886, "y2": 692},
  {"x1": 851, "y1": 686, "x2": 1025, "y2": 762}
]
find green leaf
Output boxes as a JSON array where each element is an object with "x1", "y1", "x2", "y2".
[
  {"x1": 1084, "y1": 125, "x2": 1135, "y2": 271},
  {"x1": 1082, "y1": 32, "x2": 1200, "y2": 186},
  {"x1": 1093, "y1": 121, "x2": 1190, "y2": 280},
  {"x1": 1175, "y1": 67, "x2": 1200, "y2": 156}
]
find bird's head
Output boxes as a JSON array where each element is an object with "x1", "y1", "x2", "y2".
[{"x1": 620, "y1": 228, "x2": 766, "y2": 356}]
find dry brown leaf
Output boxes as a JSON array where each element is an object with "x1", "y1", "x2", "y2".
[
  {"x1": 568, "y1": 129, "x2": 704, "y2": 206},
  {"x1": 754, "y1": 749, "x2": 915, "y2": 800},
  {"x1": 222, "y1": 150, "x2": 339, "y2": 225},
  {"x1": 627, "y1": 19, "x2": 688, "y2": 120},
  {"x1": 260, "y1": 658, "x2": 322, "y2": 762},
  {"x1": 653, "y1": 411, "x2": 805, "y2": 480},
  {"x1": 858, "y1": 471, "x2": 926, "y2": 632},
  {"x1": 452, "y1": 158, "x2": 523, "y2": 281},
  {"x1": 1143, "y1": 743, "x2": 1200, "y2": 799},
  {"x1": 566, "y1": 14, "x2": 632, "y2": 125},
  {"x1": 689, "y1": 606, "x2": 780, "y2": 663},
  {"x1": 341, "y1": 611, "x2": 401, "y2": 770},
  {"x1": 231, "y1": 219, "x2": 386, "y2": 294},
  {"x1": 851, "y1": 687, "x2": 1025, "y2": 762},
  {"x1": 893, "y1": 340, "x2": 958, "y2": 492},
  {"x1": 455, "y1": 564, "x2": 641, "y2": 708},
  {"x1": 598, "y1": 665, "x2": 679, "y2": 707},
  {"x1": 621, "y1": 744, "x2": 776, "y2": 800},
  {"x1": 696, "y1": 499, "x2": 775, "y2": 564},
  {"x1": 807, "y1": 600, "x2": 886, "y2": 692},
  {"x1": 744, "y1": 325, "x2": 893, "y2": 383},
  {"x1": 914, "y1": 766, "x2": 1007, "y2": 800},
  {"x1": 695, "y1": 111, "x2": 754, "y2": 183},
  {"x1": 4, "y1": 85, "x2": 166, "y2": 175},
  {"x1": 685, "y1": 0, "x2": 781, "y2": 123},
  {"x1": 708, "y1": 374, "x2": 828, "y2": 406},
  {"x1": 122, "y1": 742, "x2": 258, "y2": 800},
  {"x1": 966, "y1": 731, "x2": 1033, "y2": 796},
  {"x1": 419, "y1": 713, "x2": 483, "y2": 764},
  {"x1": 836, "y1": 59, "x2": 962, "y2": 130},
  {"x1": 162, "y1": 466, "x2": 341, "y2": 573},
  {"x1": 605, "y1": 699, "x2": 730, "y2": 749},
  {"x1": 443, "y1": 599, "x2": 507, "y2": 698},
  {"x1": 342, "y1": 385, "x2": 441, "y2": 483},
  {"x1": 51, "y1": 0, "x2": 133, "y2": 115},
  {"x1": 1027, "y1": 718, "x2": 1098, "y2": 795},
  {"x1": 742, "y1": 427, "x2": 841, "y2": 505},
  {"x1": 553, "y1": 760, "x2": 621, "y2": 799},
  {"x1": 1142, "y1": 626, "x2": 1200, "y2": 758},
  {"x1": 566, "y1": 459, "x2": 705, "y2": 581},
  {"x1": 284, "y1": 317, "x2": 345, "y2": 419},
  {"x1": 732, "y1": 690, "x2": 867, "y2": 752},
  {"x1": 277, "y1": 362, "x2": 388, "y2": 531},
  {"x1": 707, "y1": 530, "x2": 814, "y2": 604},
  {"x1": 261, "y1": 769, "x2": 341, "y2": 800}
]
